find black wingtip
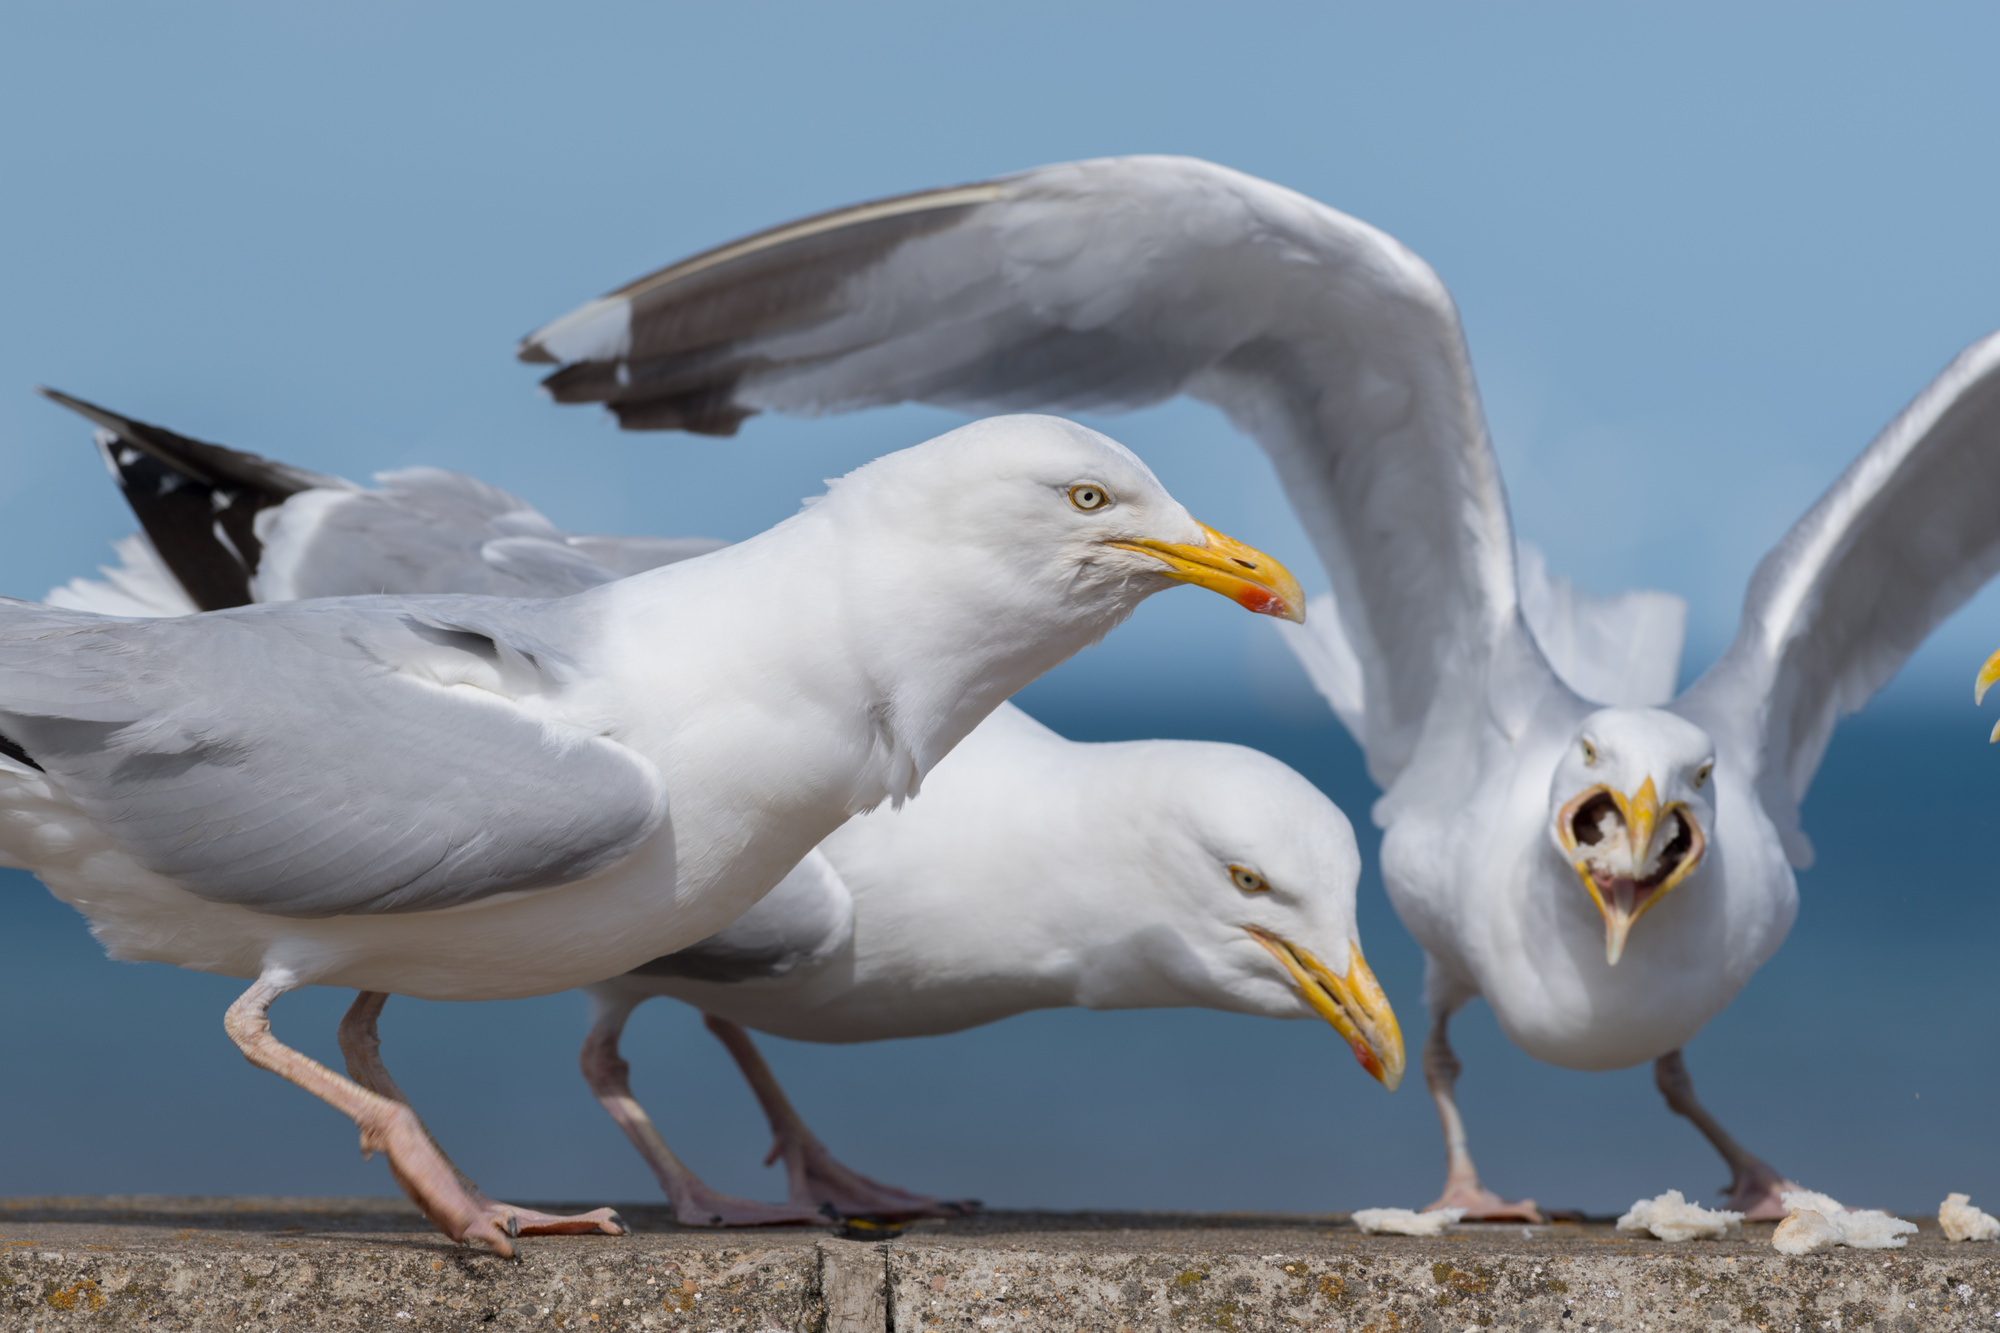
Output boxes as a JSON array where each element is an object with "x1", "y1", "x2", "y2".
[
  {"x1": 36, "y1": 385, "x2": 145, "y2": 444},
  {"x1": 35, "y1": 389, "x2": 336, "y2": 612}
]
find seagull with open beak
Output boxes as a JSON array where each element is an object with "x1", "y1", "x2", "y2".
[{"x1": 1551, "y1": 712, "x2": 1713, "y2": 966}]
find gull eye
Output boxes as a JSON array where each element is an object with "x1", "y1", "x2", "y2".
[
  {"x1": 1229, "y1": 865, "x2": 1270, "y2": 893},
  {"x1": 1580, "y1": 739, "x2": 1598, "y2": 766},
  {"x1": 1693, "y1": 761, "x2": 1713, "y2": 789},
  {"x1": 1068, "y1": 483, "x2": 1110, "y2": 511}
]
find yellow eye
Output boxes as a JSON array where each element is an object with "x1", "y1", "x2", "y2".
[
  {"x1": 1581, "y1": 740, "x2": 1598, "y2": 766},
  {"x1": 1068, "y1": 483, "x2": 1110, "y2": 511},
  {"x1": 1693, "y1": 761, "x2": 1713, "y2": 789},
  {"x1": 1229, "y1": 865, "x2": 1269, "y2": 893}
]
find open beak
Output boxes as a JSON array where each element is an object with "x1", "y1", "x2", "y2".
[
  {"x1": 1245, "y1": 926, "x2": 1404, "y2": 1090},
  {"x1": 1556, "y1": 777, "x2": 1707, "y2": 965},
  {"x1": 1976, "y1": 648, "x2": 2000, "y2": 741},
  {"x1": 1108, "y1": 523, "x2": 1306, "y2": 623}
]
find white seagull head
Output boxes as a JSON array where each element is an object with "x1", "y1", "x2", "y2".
[
  {"x1": 1074, "y1": 740, "x2": 1404, "y2": 1090},
  {"x1": 1547, "y1": 707, "x2": 1716, "y2": 966},
  {"x1": 811, "y1": 413, "x2": 1306, "y2": 634}
]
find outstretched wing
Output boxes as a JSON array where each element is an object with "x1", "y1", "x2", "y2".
[
  {"x1": 0, "y1": 597, "x2": 665, "y2": 916},
  {"x1": 520, "y1": 155, "x2": 1542, "y2": 786},
  {"x1": 1679, "y1": 330, "x2": 2000, "y2": 866}
]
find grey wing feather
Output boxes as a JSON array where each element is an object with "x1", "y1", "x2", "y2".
[
  {"x1": 561, "y1": 534, "x2": 729, "y2": 577},
  {"x1": 521, "y1": 155, "x2": 1537, "y2": 786},
  {"x1": 628, "y1": 848, "x2": 852, "y2": 983},
  {"x1": 265, "y1": 467, "x2": 616, "y2": 599},
  {"x1": 0, "y1": 597, "x2": 664, "y2": 916},
  {"x1": 1680, "y1": 330, "x2": 2000, "y2": 866},
  {"x1": 264, "y1": 468, "x2": 724, "y2": 598}
]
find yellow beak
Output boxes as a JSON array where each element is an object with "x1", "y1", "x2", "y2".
[
  {"x1": 1556, "y1": 776, "x2": 1706, "y2": 966},
  {"x1": 1977, "y1": 647, "x2": 2000, "y2": 741},
  {"x1": 1108, "y1": 523, "x2": 1306, "y2": 623},
  {"x1": 1245, "y1": 926, "x2": 1405, "y2": 1090}
]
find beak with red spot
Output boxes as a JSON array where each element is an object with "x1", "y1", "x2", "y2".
[
  {"x1": 1556, "y1": 777, "x2": 1708, "y2": 965},
  {"x1": 1107, "y1": 523, "x2": 1306, "y2": 623},
  {"x1": 1245, "y1": 926, "x2": 1405, "y2": 1089}
]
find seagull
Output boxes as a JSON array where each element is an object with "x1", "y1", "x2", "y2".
[
  {"x1": 44, "y1": 393, "x2": 1404, "y2": 1226},
  {"x1": 510, "y1": 154, "x2": 2000, "y2": 1220},
  {"x1": 1, "y1": 398, "x2": 1306, "y2": 1251}
]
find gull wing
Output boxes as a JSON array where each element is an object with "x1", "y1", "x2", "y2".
[
  {"x1": 519, "y1": 154, "x2": 1542, "y2": 787},
  {"x1": 0, "y1": 596, "x2": 665, "y2": 916},
  {"x1": 1281, "y1": 544, "x2": 1687, "y2": 747},
  {"x1": 258, "y1": 467, "x2": 724, "y2": 600},
  {"x1": 1514, "y1": 543, "x2": 1687, "y2": 707},
  {"x1": 1678, "y1": 330, "x2": 2000, "y2": 866},
  {"x1": 38, "y1": 393, "x2": 727, "y2": 609},
  {"x1": 36, "y1": 388, "x2": 341, "y2": 611}
]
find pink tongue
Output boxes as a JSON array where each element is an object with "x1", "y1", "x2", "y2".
[{"x1": 1595, "y1": 873, "x2": 1644, "y2": 915}]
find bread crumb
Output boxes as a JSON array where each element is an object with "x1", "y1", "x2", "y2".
[
  {"x1": 1616, "y1": 1190, "x2": 1743, "y2": 1242},
  {"x1": 1773, "y1": 1190, "x2": 1917, "y2": 1251},
  {"x1": 1773, "y1": 1209, "x2": 1842, "y2": 1255},
  {"x1": 1351, "y1": 1207, "x2": 1464, "y2": 1236},
  {"x1": 1940, "y1": 1193, "x2": 2000, "y2": 1242}
]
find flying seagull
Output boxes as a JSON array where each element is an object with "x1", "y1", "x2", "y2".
[
  {"x1": 44, "y1": 393, "x2": 1402, "y2": 1226},
  {"x1": 4, "y1": 395, "x2": 1304, "y2": 1250},
  {"x1": 511, "y1": 154, "x2": 2000, "y2": 1219}
]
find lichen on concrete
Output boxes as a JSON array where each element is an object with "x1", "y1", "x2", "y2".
[{"x1": 2, "y1": 1196, "x2": 1997, "y2": 1331}]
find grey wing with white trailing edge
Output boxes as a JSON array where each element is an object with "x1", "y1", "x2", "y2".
[
  {"x1": 520, "y1": 155, "x2": 1548, "y2": 788},
  {"x1": 0, "y1": 597, "x2": 665, "y2": 916},
  {"x1": 1678, "y1": 330, "x2": 2000, "y2": 866}
]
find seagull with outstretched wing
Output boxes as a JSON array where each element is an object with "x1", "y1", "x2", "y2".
[{"x1": 515, "y1": 154, "x2": 2000, "y2": 1219}]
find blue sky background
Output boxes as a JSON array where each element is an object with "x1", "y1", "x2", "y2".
[{"x1": 1, "y1": 4, "x2": 1998, "y2": 1218}]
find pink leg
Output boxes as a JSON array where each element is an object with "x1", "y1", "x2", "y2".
[
  {"x1": 1654, "y1": 1049, "x2": 1798, "y2": 1220},
  {"x1": 578, "y1": 988, "x2": 825, "y2": 1227},
  {"x1": 1420, "y1": 1002, "x2": 1542, "y2": 1222},
  {"x1": 704, "y1": 1013, "x2": 977, "y2": 1220},
  {"x1": 225, "y1": 977, "x2": 529, "y2": 1255},
  {"x1": 336, "y1": 992, "x2": 625, "y2": 1240}
]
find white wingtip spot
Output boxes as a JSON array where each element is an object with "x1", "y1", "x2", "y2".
[{"x1": 523, "y1": 297, "x2": 633, "y2": 365}]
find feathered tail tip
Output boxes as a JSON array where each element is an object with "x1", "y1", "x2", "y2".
[{"x1": 44, "y1": 534, "x2": 201, "y2": 619}]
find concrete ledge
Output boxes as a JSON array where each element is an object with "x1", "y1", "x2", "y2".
[{"x1": 0, "y1": 1196, "x2": 1995, "y2": 1330}]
